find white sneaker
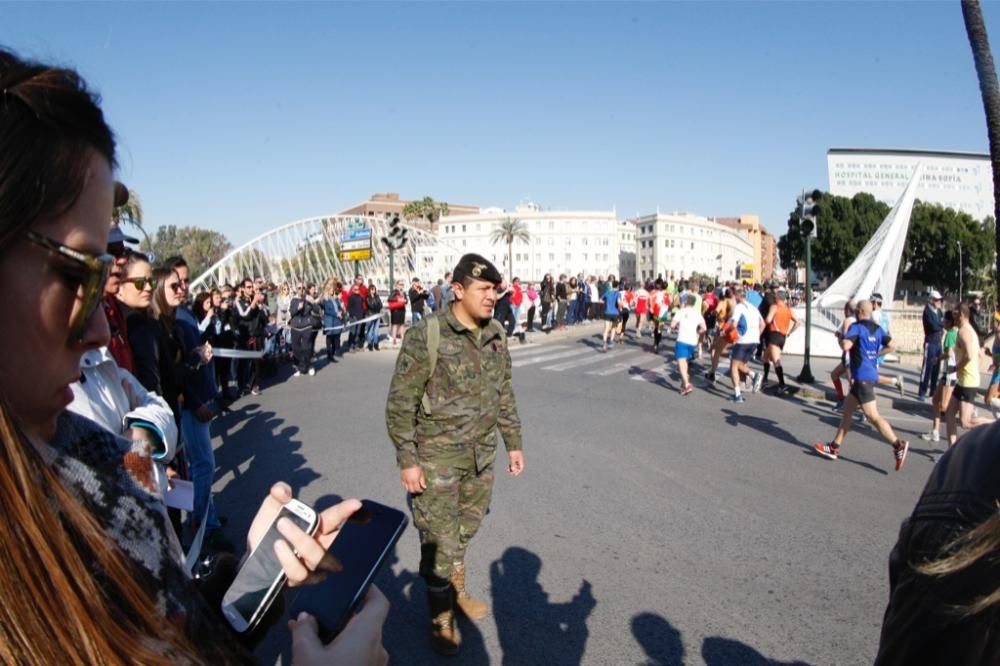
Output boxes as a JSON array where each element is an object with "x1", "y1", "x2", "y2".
[
  {"x1": 920, "y1": 430, "x2": 940, "y2": 442},
  {"x1": 293, "y1": 370, "x2": 302, "y2": 377},
  {"x1": 752, "y1": 371, "x2": 763, "y2": 393},
  {"x1": 308, "y1": 368, "x2": 315, "y2": 376}
]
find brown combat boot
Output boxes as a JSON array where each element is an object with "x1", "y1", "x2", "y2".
[
  {"x1": 426, "y1": 583, "x2": 460, "y2": 656},
  {"x1": 450, "y1": 562, "x2": 489, "y2": 620}
]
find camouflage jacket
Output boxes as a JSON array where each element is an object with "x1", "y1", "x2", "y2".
[{"x1": 385, "y1": 307, "x2": 522, "y2": 472}]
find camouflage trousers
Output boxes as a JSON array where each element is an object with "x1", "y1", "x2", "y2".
[{"x1": 411, "y1": 456, "x2": 496, "y2": 583}]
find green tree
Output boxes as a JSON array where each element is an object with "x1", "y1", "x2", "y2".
[
  {"x1": 904, "y1": 204, "x2": 994, "y2": 293},
  {"x1": 489, "y1": 217, "x2": 530, "y2": 281},
  {"x1": 140, "y1": 225, "x2": 233, "y2": 279},
  {"x1": 778, "y1": 192, "x2": 890, "y2": 280},
  {"x1": 962, "y1": 0, "x2": 1000, "y2": 295},
  {"x1": 402, "y1": 196, "x2": 450, "y2": 225}
]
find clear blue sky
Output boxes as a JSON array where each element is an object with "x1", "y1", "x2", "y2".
[{"x1": 6, "y1": 1, "x2": 1000, "y2": 247}]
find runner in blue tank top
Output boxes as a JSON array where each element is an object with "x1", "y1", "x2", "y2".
[{"x1": 812, "y1": 300, "x2": 910, "y2": 471}]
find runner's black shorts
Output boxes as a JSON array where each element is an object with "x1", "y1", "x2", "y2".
[
  {"x1": 731, "y1": 343, "x2": 756, "y2": 363},
  {"x1": 604, "y1": 314, "x2": 620, "y2": 323},
  {"x1": 955, "y1": 385, "x2": 979, "y2": 403},
  {"x1": 850, "y1": 380, "x2": 877, "y2": 404},
  {"x1": 766, "y1": 332, "x2": 786, "y2": 350}
]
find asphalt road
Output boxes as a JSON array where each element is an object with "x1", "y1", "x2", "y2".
[{"x1": 209, "y1": 324, "x2": 941, "y2": 665}]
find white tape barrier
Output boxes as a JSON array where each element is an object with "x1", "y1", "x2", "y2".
[
  {"x1": 211, "y1": 348, "x2": 266, "y2": 359},
  {"x1": 323, "y1": 312, "x2": 384, "y2": 333}
]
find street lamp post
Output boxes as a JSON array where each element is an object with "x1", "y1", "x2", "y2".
[
  {"x1": 797, "y1": 190, "x2": 819, "y2": 384},
  {"x1": 957, "y1": 240, "x2": 963, "y2": 301}
]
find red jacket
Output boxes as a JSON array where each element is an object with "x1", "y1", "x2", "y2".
[
  {"x1": 511, "y1": 284, "x2": 523, "y2": 306},
  {"x1": 103, "y1": 296, "x2": 134, "y2": 373}
]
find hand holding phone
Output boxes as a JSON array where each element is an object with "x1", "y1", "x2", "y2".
[
  {"x1": 222, "y1": 498, "x2": 319, "y2": 633},
  {"x1": 289, "y1": 586, "x2": 390, "y2": 666},
  {"x1": 289, "y1": 500, "x2": 407, "y2": 643}
]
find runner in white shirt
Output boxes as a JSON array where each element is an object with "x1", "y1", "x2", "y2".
[
  {"x1": 671, "y1": 295, "x2": 707, "y2": 395},
  {"x1": 728, "y1": 287, "x2": 765, "y2": 403}
]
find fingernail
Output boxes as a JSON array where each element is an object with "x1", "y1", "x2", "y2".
[{"x1": 298, "y1": 611, "x2": 311, "y2": 621}]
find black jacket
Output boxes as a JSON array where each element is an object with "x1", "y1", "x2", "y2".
[
  {"x1": 875, "y1": 423, "x2": 1000, "y2": 665},
  {"x1": 121, "y1": 303, "x2": 182, "y2": 422}
]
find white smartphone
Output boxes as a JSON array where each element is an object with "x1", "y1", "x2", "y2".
[{"x1": 220, "y1": 499, "x2": 319, "y2": 633}]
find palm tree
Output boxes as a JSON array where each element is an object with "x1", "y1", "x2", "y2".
[
  {"x1": 111, "y1": 187, "x2": 149, "y2": 246},
  {"x1": 402, "y1": 196, "x2": 450, "y2": 227},
  {"x1": 489, "y1": 217, "x2": 530, "y2": 281},
  {"x1": 962, "y1": 0, "x2": 1000, "y2": 293}
]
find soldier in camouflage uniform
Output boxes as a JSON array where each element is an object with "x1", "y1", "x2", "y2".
[{"x1": 386, "y1": 253, "x2": 525, "y2": 655}]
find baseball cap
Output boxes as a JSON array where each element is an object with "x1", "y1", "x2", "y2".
[
  {"x1": 928, "y1": 289, "x2": 942, "y2": 300},
  {"x1": 108, "y1": 224, "x2": 139, "y2": 245}
]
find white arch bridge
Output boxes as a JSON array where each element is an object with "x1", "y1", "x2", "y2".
[{"x1": 190, "y1": 215, "x2": 462, "y2": 292}]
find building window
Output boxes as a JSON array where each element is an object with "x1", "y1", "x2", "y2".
[
  {"x1": 549, "y1": 253, "x2": 555, "y2": 261},
  {"x1": 462, "y1": 224, "x2": 466, "y2": 232},
  {"x1": 549, "y1": 221, "x2": 554, "y2": 230}
]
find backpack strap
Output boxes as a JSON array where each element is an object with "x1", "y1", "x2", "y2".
[{"x1": 420, "y1": 315, "x2": 440, "y2": 416}]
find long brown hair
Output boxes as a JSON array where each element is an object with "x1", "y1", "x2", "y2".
[
  {"x1": 917, "y1": 508, "x2": 1000, "y2": 616},
  {"x1": 152, "y1": 265, "x2": 181, "y2": 325},
  {"x1": 0, "y1": 47, "x2": 203, "y2": 664}
]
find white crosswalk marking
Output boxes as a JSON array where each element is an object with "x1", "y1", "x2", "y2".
[
  {"x1": 507, "y1": 343, "x2": 544, "y2": 355},
  {"x1": 544, "y1": 350, "x2": 642, "y2": 371},
  {"x1": 512, "y1": 347, "x2": 591, "y2": 368},
  {"x1": 591, "y1": 354, "x2": 665, "y2": 377}
]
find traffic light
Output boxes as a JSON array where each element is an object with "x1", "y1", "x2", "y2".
[
  {"x1": 386, "y1": 214, "x2": 408, "y2": 249},
  {"x1": 799, "y1": 190, "x2": 820, "y2": 237}
]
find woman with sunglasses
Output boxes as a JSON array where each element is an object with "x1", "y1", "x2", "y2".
[
  {"x1": 0, "y1": 48, "x2": 387, "y2": 664},
  {"x1": 116, "y1": 252, "x2": 183, "y2": 422}
]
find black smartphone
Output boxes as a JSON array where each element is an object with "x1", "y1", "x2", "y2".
[{"x1": 289, "y1": 499, "x2": 407, "y2": 642}]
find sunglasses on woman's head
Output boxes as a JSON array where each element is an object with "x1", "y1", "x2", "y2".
[
  {"x1": 24, "y1": 230, "x2": 112, "y2": 340},
  {"x1": 124, "y1": 276, "x2": 157, "y2": 291}
]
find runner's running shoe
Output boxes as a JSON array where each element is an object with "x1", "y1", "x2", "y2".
[
  {"x1": 752, "y1": 371, "x2": 764, "y2": 393},
  {"x1": 813, "y1": 442, "x2": 840, "y2": 460},
  {"x1": 833, "y1": 399, "x2": 844, "y2": 412},
  {"x1": 896, "y1": 374, "x2": 905, "y2": 397},
  {"x1": 893, "y1": 440, "x2": 909, "y2": 471},
  {"x1": 920, "y1": 430, "x2": 940, "y2": 442},
  {"x1": 728, "y1": 394, "x2": 745, "y2": 404},
  {"x1": 680, "y1": 384, "x2": 694, "y2": 396}
]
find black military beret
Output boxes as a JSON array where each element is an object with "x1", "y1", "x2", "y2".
[{"x1": 452, "y1": 253, "x2": 503, "y2": 285}]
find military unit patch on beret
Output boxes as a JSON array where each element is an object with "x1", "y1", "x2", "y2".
[{"x1": 453, "y1": 253, "x2": 502, "y2": 285}]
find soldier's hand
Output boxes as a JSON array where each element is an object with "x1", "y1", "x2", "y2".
[
  {"x1": 507, "y1": 451, "x2": 525, "y2": 476},
  {"x1": 400, "y1": 466, "x2": 426, "y2": 494}
]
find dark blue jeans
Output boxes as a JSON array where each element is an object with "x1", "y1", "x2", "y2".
[{"x1": 918, "y1": 341, "x2": 941, "y2": 397}]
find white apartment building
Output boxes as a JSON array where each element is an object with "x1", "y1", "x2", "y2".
[
  {"x1": 618, "y1": 221, "x2": 637, "y2": 281},
  {"x1": 421, "y1": 202, "x2": 622, "y2": 283},
  {"x1": 635, "y1": 212, "x2": 754, "y2": 283},
  {"x1": 827, "y1": 148, "x2": 994, "y2": 221}
]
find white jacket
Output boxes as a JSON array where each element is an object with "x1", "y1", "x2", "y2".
[{"x1": 68, "y1": 348, "x2": 179, "y2": 492}]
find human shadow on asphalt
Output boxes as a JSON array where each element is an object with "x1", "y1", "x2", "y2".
[
  {"x1": 491, "y1": 546, "x2": 596, "y2": 666},
  {"x1": 720, "y1": 408, "x2": 889, "y2": 475},
  {"x1": 631, "y1": 612, "x2": 815, "y2": 666},
  {"x1": 211, "y1": 402, "x2": 322, "y2": 552},
  {"x1": 701, "y1": 636, "x2": 813, "y2": 665},
  {"x1": 632, "y1": 612, "x2": 684, "y2": 665}
]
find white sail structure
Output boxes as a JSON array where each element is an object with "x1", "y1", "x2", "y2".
[
  {"x1": 784, "y1": 164, "x2": 923, "y2": 357},
  {"x1": 816, "y1": 163, "x2": 924, "y2": 309}
]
